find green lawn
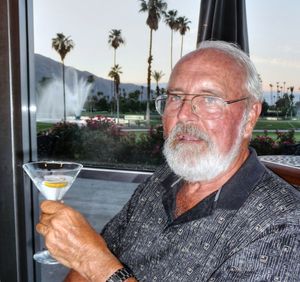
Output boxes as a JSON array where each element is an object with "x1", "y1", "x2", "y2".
[
  {"x1": 255, "y1": 119, "x2": 300, "y2": 130},
  {"x1": 36, "y1": 122, "x2": 54, "y2": 132},
  {"x1": 64, "y1": 113, "x2": 300, "y2": 130}
]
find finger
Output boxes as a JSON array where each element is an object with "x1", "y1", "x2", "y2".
[
  {"x1": 40, "y1": 200, "x2": 67, "y2": 214},
  {"x1": 36, "y1": 222, "x2": 49, "y2": 235},
  {"x1": 39, "y1": 213, "x2": 53, "y2": 226}
]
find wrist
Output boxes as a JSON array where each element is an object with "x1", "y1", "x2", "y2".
[
  {"x1": 106, "y1": 267, "x2": 137, "y2": 282},
  {"x1": 81, "y1": 255, "x2": 124, "y2": 281},
  {"x1": 71, "y1": 234, "x2": 124, "y2": 281}
]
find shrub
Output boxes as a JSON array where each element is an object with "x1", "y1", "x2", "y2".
[
  {"x1": 85, "y1": 115, "x2": 115, "y2": 131},
  {"x1": 250, "y1": 134, "x2": 276, "y2": 155},
  {"x1": 46, "y1": 122, "x2": 83, "y2": 160},
  {"x1": 37, "y1": 118, "x2": 165, "y2": 169},
  {"x1": 250, "y1": 130, "x2": 297, "y2": 155}
]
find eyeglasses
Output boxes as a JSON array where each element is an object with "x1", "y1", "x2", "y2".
[{"x1": 155, "y1": 93, "x2": 249, "y2": 120}]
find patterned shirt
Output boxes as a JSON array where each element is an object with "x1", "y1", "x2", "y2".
[{"x1": 102, "y1": 150, "x2": 300, "y2": 281}]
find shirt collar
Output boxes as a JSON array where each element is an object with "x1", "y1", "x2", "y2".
[
  {"x1": 217, "y1": 147, "x2": 266, "y2": 209},
  {"x1": 161, "y1": 148, "x2": 266, "y2": 225}
]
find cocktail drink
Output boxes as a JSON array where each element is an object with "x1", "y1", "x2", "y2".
[{"x1": 23, "y1": 161, "x2": 83, "y2": 264}]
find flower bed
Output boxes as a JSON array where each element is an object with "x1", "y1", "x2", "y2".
[
  {"x1": 38, "y1": 118, "x2": 300, "y2": 171},
  {"x1": 37, "y1": 115, "x2": 164, "y2": 170}
]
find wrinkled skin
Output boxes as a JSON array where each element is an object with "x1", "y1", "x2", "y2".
[{"x1": 36, "y1": 201, "x2": 125, "y2": 281}]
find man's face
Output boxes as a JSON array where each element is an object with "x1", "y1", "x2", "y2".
[{"x1": 162, "y1": 49, "x2": 257, "y2": 182}]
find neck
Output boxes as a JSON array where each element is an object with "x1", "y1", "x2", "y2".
[{"x1": 175, "y1": 146, "x2": 249, "y2": 217}]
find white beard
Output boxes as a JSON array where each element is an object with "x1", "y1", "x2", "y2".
[{"x1": 163, "y1": 121, "x2": 245, "y2": 182}]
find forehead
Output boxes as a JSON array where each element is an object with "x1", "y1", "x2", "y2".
[{"x1": 168, "y1": 49, "x2": 247, "y2": 98}]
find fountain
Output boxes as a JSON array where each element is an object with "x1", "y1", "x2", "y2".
[{"x1": 36, "y1": 68, "x2": 93, "y2": 121}]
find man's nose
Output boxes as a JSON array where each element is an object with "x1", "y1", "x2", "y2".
[{"x1": 177, "y1": 100, "x2": 198, "y2": 122}]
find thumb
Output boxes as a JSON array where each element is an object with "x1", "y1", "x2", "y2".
[{"x1": 40, "y1": 200, "x2": 67, "y2": 214}]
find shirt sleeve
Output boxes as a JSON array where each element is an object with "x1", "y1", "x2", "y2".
[{"x1": 210, "y1": 224, "x2": 300, "y2": 281}]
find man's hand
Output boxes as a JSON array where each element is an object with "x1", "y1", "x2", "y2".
[{"x1": 36, "y1": 200, "x2": 123, "y2": 281}]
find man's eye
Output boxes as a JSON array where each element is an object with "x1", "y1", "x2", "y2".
[
  {"x1": 169, "y1": 95, "x2": 182, "y2": 102},
  {"x1": 204, "y1": 97, "x2": 218, "y2": 104}
]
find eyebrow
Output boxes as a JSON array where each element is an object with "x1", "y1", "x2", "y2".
[{"x1": 166, "y1": 89, "x2": 222, "y2": 97}]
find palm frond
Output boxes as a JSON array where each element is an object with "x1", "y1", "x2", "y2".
[{"x1": 52, "y1": 33, "x2": 74, "y2": 61}]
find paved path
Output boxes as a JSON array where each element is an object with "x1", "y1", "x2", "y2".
[{"x1": 253, "y1": 129, "x2": 300, "y2": 132}]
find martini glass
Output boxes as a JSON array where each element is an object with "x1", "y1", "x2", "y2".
[{"x1": 23, "y1": 161, "x2": 83, "y2": 264}]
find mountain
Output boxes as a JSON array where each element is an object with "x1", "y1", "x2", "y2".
[{"x1": 34, "y1": 54, "x2": 145, "y2": 99}]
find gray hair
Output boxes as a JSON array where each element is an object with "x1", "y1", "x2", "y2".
[{"x1": 198, "y1": 40, "x2": 263, "y2": 103}]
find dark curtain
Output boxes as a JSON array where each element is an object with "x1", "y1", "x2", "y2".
[{"x1": 197, "y1": 0, "x2": 249, "y2": 54}]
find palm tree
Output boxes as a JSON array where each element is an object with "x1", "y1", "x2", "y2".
[
  {"x1": 152, "y1": 70, "x2": 165, "y2": 96},
  {"x1": 288, "y1": 86, "x2": 295, "y2": 119},
  {"x1": 164, "y1": 9, "x2": 179, "y2": 70},
  {"x1": 177, "y1": 16, "x2": 191, "y2": 58},
  {"x1": 269, "y1": 83, "x2": 273, "y2": 105},
  {"x1": 108, "y1": 29, "x2": 125, "y2": 66},
  {"x1": 52, "y1": 33, "x2": 74, "y2": 121},
  {"x1": 108, "y1": 64, "x2": 122, "y2": 123},
  {"x1": 139, "y1": 0, "x2": 168, "y2": 123}
]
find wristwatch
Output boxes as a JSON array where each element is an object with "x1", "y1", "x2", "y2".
[{"x1": 106, "y1": 267, "x2": 136, "y2": 282}]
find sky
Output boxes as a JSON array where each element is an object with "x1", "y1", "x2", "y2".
[{"x1": 33, "y1": 0, "x2": 300, "y2": 94}]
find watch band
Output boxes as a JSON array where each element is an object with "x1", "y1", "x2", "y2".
[{"x1": 106, "y1": 267, "x2": 136, "y2": 282}]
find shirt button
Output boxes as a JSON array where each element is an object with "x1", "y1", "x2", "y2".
[{"x1": 217, "y1": 217, "x2": 225, "y2": 224}]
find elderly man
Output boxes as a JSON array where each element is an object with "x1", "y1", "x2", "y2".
[{"x1": 37, "y1": 41, "x2": 300, "y2": 281}]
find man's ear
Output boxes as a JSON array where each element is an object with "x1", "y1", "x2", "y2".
[{"x1": 243, "y1": 102, "x2": 262, "y2": 139}]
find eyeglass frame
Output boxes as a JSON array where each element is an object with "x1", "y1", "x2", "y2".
[{"x1": 155, "y1": 92, "x2": 249, "y2": 119}]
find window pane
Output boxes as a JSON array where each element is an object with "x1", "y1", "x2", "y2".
[
  {"x1": 247, "y1": 0, "x2": 300, "y2": 155},
  {"x1": 33, "y1": 0, "x2": 200, "y2": 170}
]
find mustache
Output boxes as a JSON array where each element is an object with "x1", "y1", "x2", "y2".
[{"x1": 167, "y1": 123, "x2": 210, "y2": 144}]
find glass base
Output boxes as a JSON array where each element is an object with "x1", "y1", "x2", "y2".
[{"x1": 33, "y1": 250, "x2": 59, "y2": 264}]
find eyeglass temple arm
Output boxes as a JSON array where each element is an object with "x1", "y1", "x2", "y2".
[{"x1": 226, "y1": 97, "x2": 249, "y2": 104}]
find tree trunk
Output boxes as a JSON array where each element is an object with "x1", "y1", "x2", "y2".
[
  {"x1": 116, "y1": 83, "x2": 119, "y2": 124},
  {"x1": 170, "y1": 30, "x2": 173, "y2": 70},
  {"x1": 146, "y1": 29, "x2": 153, "y2": 124},
  {"x1": 62, "y1": 62, "x2": 66, "y2": 121},
  {"x1": 180, "y1": 35, "x2": 184, "y2": 58},
  {"x1": 110, "y1": 80, "x2": 114, "y2": 115},
  {"x1": 114, "y1": 49, "x2": 116, "y2": 66}
]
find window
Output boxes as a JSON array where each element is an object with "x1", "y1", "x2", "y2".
[{"x1": 33, "y1": 0, "x2": 200, "y2": 170}]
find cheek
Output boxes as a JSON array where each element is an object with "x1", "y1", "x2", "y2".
[
  {"x1": 162, "y1": 116, "x2": 177, "y2": 138},
  {"x1": 207, "y1": 118, "x2": 242, "y2": 151},
  {"x1": 218, "y1": 120, "x2": 240, "y2": 152}
]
